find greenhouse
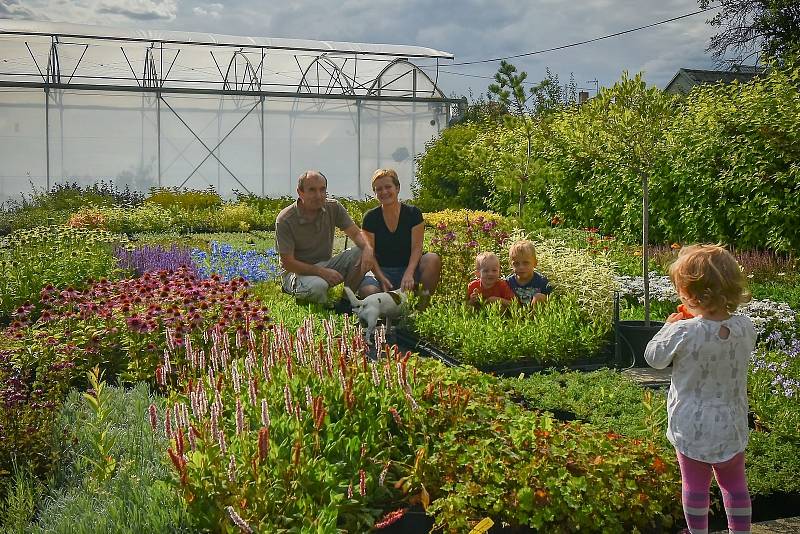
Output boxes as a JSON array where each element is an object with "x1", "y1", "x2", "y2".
[{"x1": 0, "y1": 20, "x2": 458, "y2": 201}]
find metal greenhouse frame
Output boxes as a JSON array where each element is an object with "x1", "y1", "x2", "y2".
[{"x1": 0, "y1": 20, "x2": 460, "y2": 200}]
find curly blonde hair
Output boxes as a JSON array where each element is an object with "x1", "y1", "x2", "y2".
[{"x1": 669, "y1": 244, "x2": 751, "y2": 313}]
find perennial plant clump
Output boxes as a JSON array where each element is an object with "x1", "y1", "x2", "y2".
[
  {"x1": 0, "y1": 226, "x2": 124, "y2": 320},
  {"x1": 115, "y1": 244, "x2": 197, "y2": 276},
  {"x1": 192, "y1": 242, "x2": 280, "y2": 283}
]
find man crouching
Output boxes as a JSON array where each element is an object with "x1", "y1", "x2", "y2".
[{"x1": 276, "y1": 170, "x2": 379, "y2": 304}]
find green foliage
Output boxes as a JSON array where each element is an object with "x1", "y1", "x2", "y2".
[
  {"x1": 540, "y1": 72, "x2": 678, "y2": 241},
  {"x1": 413, "y1": 297, "x2": 609, "y2": 367},
  {"x1": 0, "y1": 226, "x2": 124, "y2": 321},
  {"x1": 751, "y1": 278, "x2": 800, "y2": 309},
  {"x1": 146, "y1": 187, "x2": 222, "y2": 210},
  {"x1": 412, "y1": 122, "x2": 491, "y2": 211},
  {"x1": 653, "y1": 66, "x2": 800, "y2": 251},
  {"x1": 81, "y1": 368, "x2": 118, "y2": 485},
  {"x1": 503, "y1": 370, "x2": 669, "y2": 444},
  {"x1": 159, "y1": 322, "x2": 679, "y2": 532},
  {"x1": 0, "y1": 464, "x2": 44, "y2": 533},
  {"x1": 746, "y1": 431, "x2": 800, "y2": 496},
  {"x1": 29, "y1": 383, "x2": 193, "y2": 533}
]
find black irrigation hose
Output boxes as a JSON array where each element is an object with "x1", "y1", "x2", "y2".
[{"x1": 394, "y1": 328, "x2": 461, "y2": 368}]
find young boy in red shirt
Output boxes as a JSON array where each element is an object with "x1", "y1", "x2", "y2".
[{"x1": 467, "y1": 251, "x2": 515, "y2": 308}]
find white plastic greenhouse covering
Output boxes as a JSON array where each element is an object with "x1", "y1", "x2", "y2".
[{"x1": 0, "y1": 20, "x2": 458, "y2": 202}]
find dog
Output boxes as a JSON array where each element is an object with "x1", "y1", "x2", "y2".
[{"x1": 343, "y1": 286, "x2": 408, "y2": 344}]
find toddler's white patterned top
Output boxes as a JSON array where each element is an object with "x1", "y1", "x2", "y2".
[{"x1": 645, "y1": 315, "x2": 757, "y2": 463}]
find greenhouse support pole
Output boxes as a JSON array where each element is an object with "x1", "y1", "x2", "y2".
[
  {"x1": 157, "y1": 92, "x2": 162, "y2": 187},
  {"x1": 411, "y1": 70, "x2": 416, "y2": 181},
  {"x1": 356, "y1": 100, "x2": 362, "y2": 198},
  {"x1": 44, "y1": 87, "x2": 50, "y2": 190},
  {"x1": 643, "y1": 171, "x2": 650, "y2": 326},
  {"x1": 260, "y1": 95, "x2": 265, "y2": 197}
]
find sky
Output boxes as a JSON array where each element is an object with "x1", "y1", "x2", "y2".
[{"x1": 0, "y1": 0, "x2": 726, "y2": 98}]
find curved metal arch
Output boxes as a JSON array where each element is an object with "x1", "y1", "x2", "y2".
[
  {"x1": 223, "y1": 50, "x2": 261, "y2": 92},
  {"x1": 366, "y1": 58, "x2": 443, "y2": 98},
  {"x1": 297, "y1": 54, "x2": 355, "y2": 96}
]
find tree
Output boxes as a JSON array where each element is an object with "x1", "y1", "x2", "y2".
[
  {"x1": 699, "y1": 0, "x2": 800, "y2": 64},
  {"x1": 487, "y1": 62, "x2": 574, "y2": 216}
]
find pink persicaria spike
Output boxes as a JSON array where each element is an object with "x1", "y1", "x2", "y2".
[
  {"x1": 379, "y1": 462, "x2": 390, "y2": 486},
  {"x1": 359, "y1": 469, "x2": 367, "y2": 496},
  {"x1": 371, "y1": 364, "x2": 381, "y2": 387},
  {"x1": 248, "y1": 378, "x2": 257, "y2": 406},
  {"x1": 218, "y1": 429, "x2": 227, "y2": 454},
  {"x1": 232, "y1": 365, "x2": 241, "y2": 393},
  {"x1": 188, "y1": 425, "x2": 197, "y2": 452},
  {"x1": 210, "y1": 404, "x2": 219, "y2": 441},
  {"x1": 228, "y1": 454, "x2": 237, "y2": 482},
  {"x1": 164, "y1": 408, "x2": 173, "y2": 439},
  {"x1": 148, "y1": 404, "x2": 158, "y2": 431},
  {"x1": 226, "y1": 506, "x2": 253, "y2": 534},
  {"x1": 261, "y1": 398, "x2": 270, "y2": 427},
  {"x1": 235, "y1": 398, "x2": 244, "y2": 436},
  {"x1": 284, "y1": 385, "x2": 293, "y2": 414}
]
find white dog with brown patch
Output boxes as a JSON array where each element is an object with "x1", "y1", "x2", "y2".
[{"x1": 343, "y1": 286, "x2": 408, "y2": 343}]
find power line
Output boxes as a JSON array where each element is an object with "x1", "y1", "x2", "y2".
[
  {"x1": 443, "y1": 6, "x2": 718, "y2": 67},
  {"x1": 439, "y1": 69, "x2": 594, "y2": 91}
]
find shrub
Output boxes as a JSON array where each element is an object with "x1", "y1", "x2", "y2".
[
  {"x1": 413, "y1": 122, "x2": 491, "y2": 211},
  {"x1": 652, "y1": 67, "x2": 800, "y2": 252},
  {"x1": 146, "y1": 187, "x2": 222, "y2": 211}
]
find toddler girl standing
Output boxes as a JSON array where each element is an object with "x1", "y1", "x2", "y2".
[{"x1": 645, "y1": 244, "x2": 756, "y2": 534}]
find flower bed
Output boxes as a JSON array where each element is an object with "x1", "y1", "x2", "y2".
[{"x1": 155, "y1": 320, "x2": 681, "y2": 532}]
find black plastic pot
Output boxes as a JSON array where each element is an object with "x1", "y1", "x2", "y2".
[{"x1": 615, "y1": 320, "x2": 665, "y2": 368}]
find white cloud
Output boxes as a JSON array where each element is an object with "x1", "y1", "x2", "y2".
[
  {"x1": 0, "y1": 0, "x2": 38, "y2": 19},
  {"x1": 97, "y1": 0, "x2": 178, "y2": 20},
  {"x1": 192, "y1": 2, "x2": 222, "y2": 18}
]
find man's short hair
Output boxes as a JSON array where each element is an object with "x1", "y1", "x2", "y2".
[{"x1": 297, "y1": 170, "x2": 327, "y2": 191}]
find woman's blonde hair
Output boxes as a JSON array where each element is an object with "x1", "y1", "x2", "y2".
[
  {"x1": 669, "y1": 244, "x2": 751, "y2": 313},
  {"x1": 371, "y1": 168, "x2": 400, "y2": 189},
  {"x1": 475, "y1": 251, "x2": 499, "y2": 271},
  {"x1": 509, "y1": 239, "x2": 537, "y2": 266}
]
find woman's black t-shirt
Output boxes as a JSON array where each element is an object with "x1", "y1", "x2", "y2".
[{"x1": 362, "y1": 203, "x2": 424, "y2": 267}]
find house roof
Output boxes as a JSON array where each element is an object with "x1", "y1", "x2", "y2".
[{"x1": 663, "y1": 67, "x2": 764, "y2": 94}]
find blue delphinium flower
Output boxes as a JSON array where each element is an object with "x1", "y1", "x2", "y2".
[{"x1": 191, "y1": 241, "x2": 279, "y2": 282}]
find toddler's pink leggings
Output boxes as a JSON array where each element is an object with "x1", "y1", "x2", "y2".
[{"x1": 676, "y1": 450, "x2": 751, "y2": 534}]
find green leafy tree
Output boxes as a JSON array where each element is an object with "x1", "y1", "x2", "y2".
[
  {"x1": 413, "y1": 122, "x2": 491, "y2": 211},
  {"x1": 488, "y1": 62, "x2": 573, "y2": 217},
  {"x1": 700, "y1": 0, "x2": 800, "y2": 64}
]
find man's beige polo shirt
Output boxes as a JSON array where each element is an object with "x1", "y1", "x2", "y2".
[{"x1": 275, "y1": 199, "x2": 354, "y2": 265}]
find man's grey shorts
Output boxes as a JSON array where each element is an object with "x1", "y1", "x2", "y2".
[{"x1": 281, "y1": 247, "x2": 362, "y2": 304}]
